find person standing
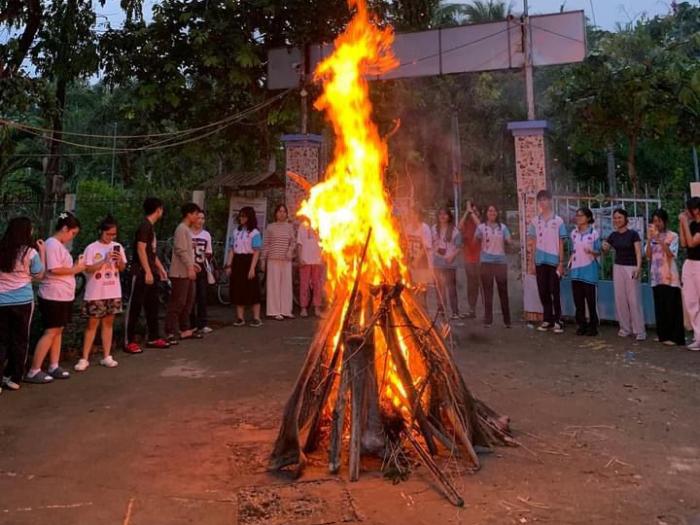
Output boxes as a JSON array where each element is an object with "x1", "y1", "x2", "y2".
[
  {"x1": 25, "y1": 212, "x2": 85, "y2": 384},
  {"x1": 527, "y1": 190, "x2": 567, "y2": 333},
  {"x1": 0, "y1": 218, "x2": 45, "y2": 392},
  {"x1": 678, "y1": 197, "x2": 700, "y2": 351},
  {"x1": 432, "y1": 207, "x2": 463, "y2": 320},
  {"x1": 262, "y1": 204, "x2": 296, "y2": 321},
  {"x1": 602, "y1": 208, "x2": 646, "y2": 341},
  {"x1": 124, "y1": 197, "x2": 170, "y2": 353},
  {"x1": 474, "y1": 205, "x2": 512, "y2": 328},
  {"x1": 646, "y1": 209, "x2": 685, "y2": 347},
  {"x1": 224, "y1": 206, "x2": 263, "y2": 327},
  {"x1": 568, "y1": 208, "x2": 601, "y2": 336},
  {"x1": 164, "y1": 202, "x2": 202, "y2": 343},
  {"x1": 190, "y1": 210, "x2": 213, "y2": 334},
  {"x1": 297, "y1": 216, "x2": 324, "y2": 318},
  {"x1": 402, "y1": 207, "x2": 433, "y2": 307},
  {"x1": 458, "y1": 201, "x2": 481, "y2": 318},
  {"x1": 74, "y1": 215, "x2": 127, "y2": 371}
]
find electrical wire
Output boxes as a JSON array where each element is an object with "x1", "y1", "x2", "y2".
[{"x1": 0, "y1": 88, "x2": 292, "y2": 140}]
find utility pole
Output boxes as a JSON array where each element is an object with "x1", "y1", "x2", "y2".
[
  {"x1": 110, "y1": 122, "x2": 117, "y2": 212},
  {"x1": 693, "y1": 145, "x2": 699, "y2": 182},
  {"x1": 523, "y1": 0, "x2": 536, "y2": 120}
]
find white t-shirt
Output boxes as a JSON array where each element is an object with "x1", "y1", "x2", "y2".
[
  {"x1": 191, "y1": 229, "x2": 213, "y2": 265},
  {"x1": 297, "y1": 223, "x2": 322, "y2": 265},
  {"x1": 83, "y1": 241, "x2": 127, "y2": 301},
  {"x1": 38, "y1": 237, "x2": 75, "y2": 301}
]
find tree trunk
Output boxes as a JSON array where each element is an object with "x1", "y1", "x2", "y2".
[
  {"x1": 41, "y1": 77, "x2": 67, "y2": 235},
  {"x1": 627, "y1": 134, "x2": 638, "y2": 193}
]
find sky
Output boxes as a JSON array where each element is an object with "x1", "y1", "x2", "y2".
[{"x1": 96, "y1": 0, "x2": 676, "y2": 32}]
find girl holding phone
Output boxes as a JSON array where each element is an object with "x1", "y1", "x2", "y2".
[{"x1": 74, "y1": 215, "x2": 127, "y2": 371}]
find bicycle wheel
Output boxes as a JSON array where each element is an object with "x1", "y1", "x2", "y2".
[{"x1": 217, "y1": 274, "x2": 231, "y2": 306}]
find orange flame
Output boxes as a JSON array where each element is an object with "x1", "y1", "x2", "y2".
[{"x1": 298, "y1": 0, "x2": 405, "y2": 294}]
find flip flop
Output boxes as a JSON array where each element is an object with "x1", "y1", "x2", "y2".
[{"x1": 24, "y1": 371, "x2": 54, "y2": 384}]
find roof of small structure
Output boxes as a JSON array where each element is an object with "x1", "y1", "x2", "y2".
[{"x1": 205, "y1": 169, "x2": 283, "y2": 191}]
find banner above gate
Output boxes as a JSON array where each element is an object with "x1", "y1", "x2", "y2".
[{"x1": 267, "y1": 11, "x2": 586, "y2": 90}]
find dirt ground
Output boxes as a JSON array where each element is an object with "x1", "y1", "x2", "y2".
[{"x1": 1, "y1": 303, "x2": 699, "y2": 525}]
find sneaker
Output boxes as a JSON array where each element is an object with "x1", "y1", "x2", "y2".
[
  {"x1": 1, "y1": 377, "x2": 20, "y2": 391},
  {"x1": 687, "y1": 341, "x2": 700, "y2": 352},
  {"x1": 199, "y1": 326, "x2": 213, "y2": 334},
  {"x1": 586, "y1": 327, "x2": 599, "y2": 337},
  {"x1": 74, "y1": 358, "x2": 90, "y2": 372},
  {"x1": 300, "y1": 308, "x2": 309, "y2": 318},
  {"x1": 576, "y1": 327, "x2": 587, "y2": 336},
  {"x1": 537, "y1": 322, "x2": 551, "y2": 332},
  {"x1": 662, "y1": 340, "x2": 677, "y2": 347},
  {"x1": 233, "y1": 318, "x2": 246, "y2": 327},
  {"x1": 635, "y1": 334, "x2": 647, "y2": 342},
  {"x1": 165, "y1": 335, "x2": 180, "y2": 346},
  {"x1": 617, "y1": 330, "x2": 631, "y2": 338},
  {"x1": 552, "y1": 322, "x2": 564, "y2": 334},
  {"x1": 273, "y1": 314, "x2": 284, "y2": 321},
  {"x1": 462, "y1": 311, "x2": 476, "y2": 319},
  {"x1": 450, "y1": 313, "x2": 460, "y2": 320},
  {"x1": 249, "y1": 318, "x2": 263, "y2": 327},
  {"x1": 124, "y1": 342, "x2": 144, "y2": 354},
  {"x1": 48, "y1": 366, "x2": 70, "y2": 379},
  {"x1": 100, "y1": 355, "x2": 118, "y2": 368},
  {"x1": 283, "y1": 314, "x2": 296, "y2": 319}
]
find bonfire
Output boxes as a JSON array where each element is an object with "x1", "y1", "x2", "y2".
[{"x1": 269, "y1": 0, "x2": 513, "y2": 506}]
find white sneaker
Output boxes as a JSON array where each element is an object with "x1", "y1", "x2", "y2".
[
  {"x1": 552, "y1": 322, "x2": 564, "y2": 334},
  {"x1": 100, "y1": 356, "x2": 119, "y2": 368},
  {"x1": 687, "y1": 341, "x2": 700, "y2": 352},
  {"x1": 200, "y1": 326, "x2": 213, "y2": 334},
  {"x1": 1, "y1": 377, "x2": 20, "y2": 391},
  {"x1": 537, "y1": 322, "x2": 551, "y2": 332},
  {"x1": 617, "y1": 330, "x2": 631, "y2": 338},
  {"x1": 74, "y1": 358, "x2": 90, "y2": 372},
  {"x1": 635, "y1": 334, "x2": 647, "y2": 342}
]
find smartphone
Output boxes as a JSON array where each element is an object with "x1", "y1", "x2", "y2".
[{"x1": 113, "y1": 245, "x2": 121, "y2": 253}]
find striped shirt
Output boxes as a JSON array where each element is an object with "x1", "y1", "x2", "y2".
[{"x1": 263, "y1": 222, "x2": 295, "y2": 261}]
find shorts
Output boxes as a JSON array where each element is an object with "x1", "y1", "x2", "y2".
[
  {"x1": 81, "y1": 298, "x2": 123, "y2": 318},
  {"x1": 38, "y1": 297, "x2": 74, "y2": 328}
]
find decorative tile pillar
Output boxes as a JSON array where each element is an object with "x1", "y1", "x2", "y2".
[
  {"x1": 282, "y1": 134, "x2": 323, "y2": 218},
  {"x1": 507, "y1": 120, "x2": 549, "y2": 320}
]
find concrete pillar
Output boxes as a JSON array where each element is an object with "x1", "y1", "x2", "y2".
[
  {"x1": 507, "y1": 120, "x2": 549, "y2": 320},
  {"x1": 281, "y1": 134, "x2": 323, "y2": 218},
  {"x1": 192, "y1": 190, "x2": 205, "y2": 210}
]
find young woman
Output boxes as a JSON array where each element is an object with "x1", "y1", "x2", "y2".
[
  {"x1": 678, "y1": 197, "x2": 700, "y2": 351},
  {"x1": 602, "y1": 209, "x2": 646, "y2": 341},
  {"x1": 74, "y1": 216, "x2": 127, "y2": 372},
  {"x1": 402, "y1": 207, "x2": 433, "y2": 307},
  {"x1": 646, "y1": 209, "x2": 685, "y2": 347},
  {"x1": 262, "y1": 204, "x2": 296, "y2": 320},
  {"x1": 25, "y1": 212, "x2": 85, "y2": 384},
  {"x1": 568, "y1": 208, "x2": 601, "y2": 336},
  {"x1": 431, "y1": 207, "x2": 463, "y2": 319},
  {"x1": 0, "y1": 218, "x2": 45, "y2": 392},
  {"x1": 474, "y1": 205, "x2": 512, "y2": 327},
  {"x1": 297, "y1": 216, "x2": 324, "y2": 318},
  {"x1": 224, "y1": 206, "x2": 263, "y2": 327}
]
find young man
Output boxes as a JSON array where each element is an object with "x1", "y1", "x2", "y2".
[
  {"x1": 527, "y1": 190, "x2": 567, "y2": 333},
  {"x1": 164, "y1": 202, "x2": 202, "y2": 343},
  {"x1": 124, "y1": 197, "x2": 170, "y2": 353},
  {"x1": 190, "y1": 210, "x2": 213, "y2": 334},
  {"x1": 458, "y1": 201, "x2": 481, "y2": 318}
]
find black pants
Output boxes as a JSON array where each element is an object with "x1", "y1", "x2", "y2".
[
  {"x1": 652, "y1": 285, "x2": 686, "y2": 345},
  {"x1": 0, "y1": 303, "x2": 33, "y2": 382},
  {"x1": 572, "y1": 280, "x2": 598, "y2": 330},
  {"x1": 480, "y1": 263, "x2": 510, "y2": 325},
  {"x1": 464, "y1": 262, "x2": 480, "y2": 314},
  {"x1": 535, "y1": 264, "x2": 561, "y2": 324},
  {"x1": 435, "y1": 268, "x2": 459, "y2": 315},
  {"x1": 125, "y1": 272, "x2": 161, "y2": 344},
  {"x1": 190, "y1": 271, "x2": 208, "y2": 329}
]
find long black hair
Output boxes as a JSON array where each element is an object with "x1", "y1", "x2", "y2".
[
  {"x1": 98, "y1": 215, "x2": 118, "y2": 235},
  {"x1": 0, "y1": 217, "x2": 34, "y2": 273},
  {"x1": 55, "y1": 211, "x2": 81, "y2": 232},
  {"x1": 436, "y1": 207, "x2": 455, "y2": 241},
  {"x1": 237, "y1": 206, "x2": 258, "y2": 231}
]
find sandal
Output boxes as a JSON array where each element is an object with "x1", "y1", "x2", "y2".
[
  {"x1": 48, "y1": 366, "x2": 70, "y2": 379},
  {"x1": 24, "y1": 371, "x2": 54, "y2": 384}
]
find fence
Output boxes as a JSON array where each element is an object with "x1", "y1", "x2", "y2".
[{"x1": 552, "y1": 184, "x2": 663, "y2": 324}]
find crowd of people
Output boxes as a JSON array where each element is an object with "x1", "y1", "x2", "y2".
[
  {"x1": 401, "y1": 191, "x2": 700, "y2": 351},
  {"x1": 1, "y1": 191, "x2": 699, "y2": 395}
]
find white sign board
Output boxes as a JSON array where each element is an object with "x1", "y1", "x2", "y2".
[
  {"x1": 268, "y1": 11, "x2": 586, "y2": 89},
  {"x1": 224, "y1": 196, "x2": 268, "y2": 264}
]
